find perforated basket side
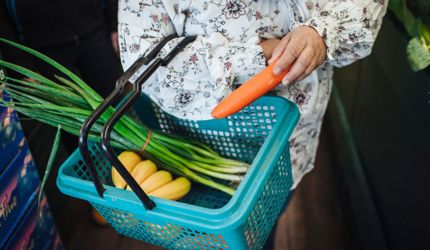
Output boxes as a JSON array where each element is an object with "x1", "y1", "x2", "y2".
[
  {"x1": 71, "y1": 144, "x2": 112, "y2": 184},
  {"x1": 146, "y1": 100, "x2": 274, "y2": 163},
  {"x1": 91, "y1": 203, "x2": 246, "y2": 249},
  {"x1": 243, "y1": 146, "x2": 293, "y2": 249},
  {"x1": 88, "y1": 145, "x2": 293, "y2": 250}
]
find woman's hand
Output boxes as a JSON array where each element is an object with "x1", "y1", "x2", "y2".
[{"x1": 268, "y1": 26, "x2": 327, "y2": 85}]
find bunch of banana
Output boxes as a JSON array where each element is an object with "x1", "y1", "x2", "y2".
[{"x1": 111, "y1": 151, "x2": 191, "y2": 200}]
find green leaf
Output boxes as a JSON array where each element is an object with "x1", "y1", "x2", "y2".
[
  {"x1": 1, "y1": 81, "x2": 88, "y2": 109},
  {"x1": 389, "y1": 0, "x2": 422, "y2": 37},
  {"x1": 55, "y1": 75, "x2": 100, "y2": 109},
  {"x1": 6, "y1": 102, "x2": 92, "y2": 116},
  {"x1": 38, "y1": 125, "x2": 61, "y2": 215},
  {"x1": 0, "y1": 88, "x2": 50, "y2": 108},
  {"x1": 0, "y1": 38, "x2": 103, "y2": 102},
  {"x1": 421, "y1": 25, "x2": 430, "y2": 45},
  {"x1": 0, "y1": 87, "x2": 91, "y2": 115},
  {"x1": 406, "y1": 37, "x2": 430, "y2": 71},
  {"x1": 5, "y1": 76, "x2": 89, "y2": 107},
  {"x1": 0, "y1": 60, "x2": 59, "y2": 87}
]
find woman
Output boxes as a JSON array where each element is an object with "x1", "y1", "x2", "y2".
[{"x1": 118, "y1": 0, "x2": 387, "y2": 188}]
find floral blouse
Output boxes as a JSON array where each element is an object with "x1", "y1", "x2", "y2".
[{"x1": 118, "y1": 0, "x2": 388, "y2": 187}]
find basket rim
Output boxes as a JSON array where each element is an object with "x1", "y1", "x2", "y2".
[{"x1": 57, "y1": 96, "x2": 299, "y2": 231}]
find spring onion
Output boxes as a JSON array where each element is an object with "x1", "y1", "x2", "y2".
[{"x1": 0, "y1": 38, "x2": 250, "y2": 196}]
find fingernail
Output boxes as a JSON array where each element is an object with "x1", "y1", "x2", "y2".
[
  {"x1": 273, "y1": 67, "x2": 282, "y2": 75},
  {"x1": 268, "y1": 58, "x2": 273, "y2": 64},
  {"x1": 282, "y1": 78, "x2": 290, "y2": 86}
]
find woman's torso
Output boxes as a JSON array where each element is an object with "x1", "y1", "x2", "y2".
[{"x1": 163, "y1": 0, "x2": 306, "y2": 41}]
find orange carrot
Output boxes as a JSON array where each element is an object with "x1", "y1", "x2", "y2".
[{"x1": 211, "y1": 61, "x2": 291, "y2": 119}]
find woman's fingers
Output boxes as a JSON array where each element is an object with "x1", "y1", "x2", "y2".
[
  {"x1": 293, "y1": 45, "x2": 326, "y2": 82},
  {"x1": 268, "y1": 26, "x2": 327, "y2": 84},
  {"x1": 296, "y1": 61, "x2": 318, "y2": 82},
  {"x1": 273, "y1": 36, "x2": 306, "y2": 76},
  {"x1": 268, "y1": 33, "x2": 290, "y2": 64},
  {"x1": 296, "y1": 52, "x2": 322, "y2": 82},
  {"x1": 282, "y1": 47, "x2": 314, "y2": 85}
]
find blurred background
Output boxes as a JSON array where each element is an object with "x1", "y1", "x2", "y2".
[{"x1": 0, "y1": 1, "x2": 429, "y2": 250}]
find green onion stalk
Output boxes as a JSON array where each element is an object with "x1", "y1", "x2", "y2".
[{"x1": 0, "y1": 38, "x2": 249, "y2": 195}]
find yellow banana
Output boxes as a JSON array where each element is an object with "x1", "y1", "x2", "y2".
[
  {"x1": 112, "y1": 151, "x2": 141, "y2": 188},
  {"x1": 140, "y1": 170, "x2": 173, "y2": 193},
  {"x1": 149, "y1": 177, "x2": 191, "y2": 200},
  {"x1": 126, "y1": 160, "x2": 158, "y2": 191}
]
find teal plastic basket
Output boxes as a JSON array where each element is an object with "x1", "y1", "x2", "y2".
[{"x1": 57, "y1": 95, "x2": 299, "y2": 250}]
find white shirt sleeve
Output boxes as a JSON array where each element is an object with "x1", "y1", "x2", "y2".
[{"x1": 301, "y1": 0, "x2": 388, "y2": 67}]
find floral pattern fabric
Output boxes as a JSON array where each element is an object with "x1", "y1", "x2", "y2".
[{"x1": 118, "y1": 0, "x2": 388, "y2": 187}]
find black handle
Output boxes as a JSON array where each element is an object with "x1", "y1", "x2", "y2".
[
  {"x1": 78, "y1": 34, "x2": 176, "y2": 202},
  {"x1": 100, "y1": 36, "x2": 196, "y2": 210},
  {"x1": 79, "y1": 35, "x2": 196, "y2": 210}
]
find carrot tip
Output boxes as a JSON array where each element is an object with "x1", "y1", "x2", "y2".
[{"x1": 211, "y1": 109, "x2": 226, "y2": 119}]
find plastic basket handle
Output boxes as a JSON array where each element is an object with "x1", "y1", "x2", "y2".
[
  {"x1": 101, "y1": 36, "x2": 196, "y2": 210},
  {"x1": 78, "y1": 34, "x2": 176, "y2": 205},
  {"x1": 79, "y1": 35, "x2": 196, "y2": 210}
]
